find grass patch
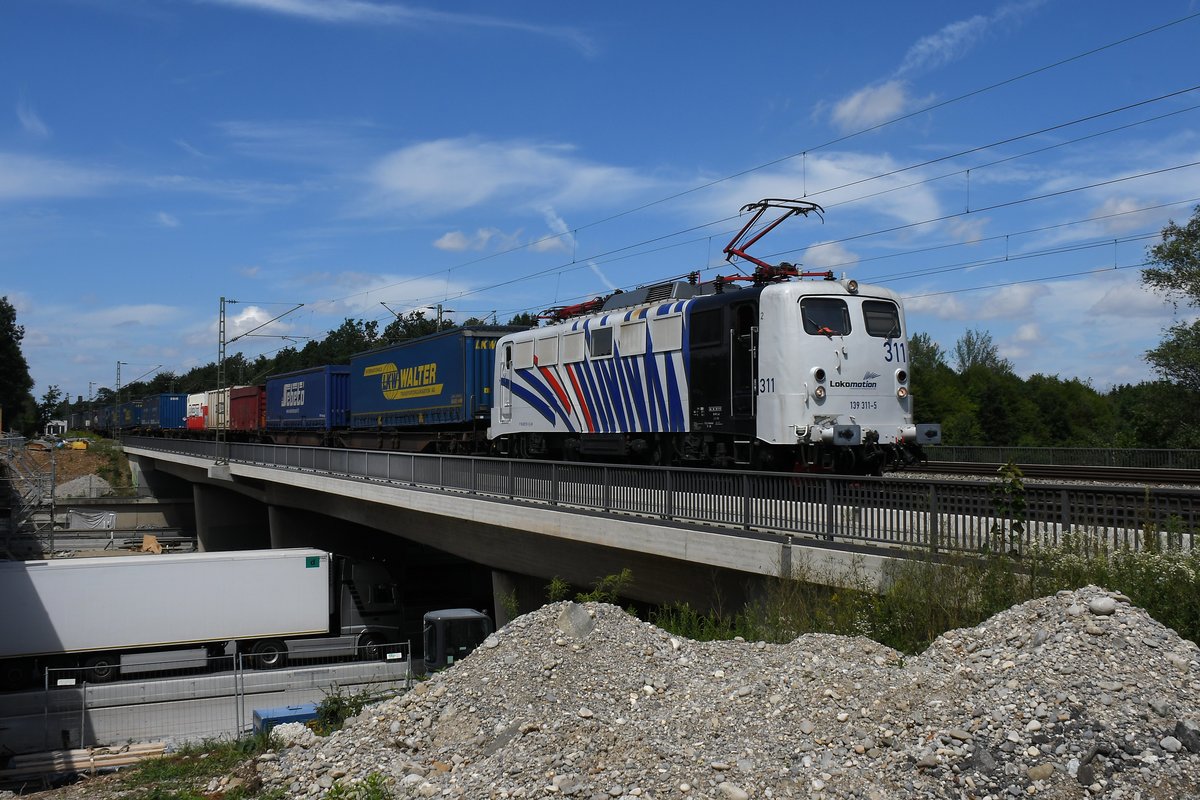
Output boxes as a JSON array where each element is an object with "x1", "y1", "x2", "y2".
[
  {"x1": 119, "y1": 730, "x2": 276, "y2": 799},
  {"x1": 325, "y1": 772, "x2": 392, "y2": 799}
]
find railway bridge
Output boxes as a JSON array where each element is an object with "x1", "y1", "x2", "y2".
[{"x1": 121, "y1": 437, "x2": 1196, "y2": 624}]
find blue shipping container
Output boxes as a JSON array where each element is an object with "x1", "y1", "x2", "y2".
[
  {"x1": 265, "y1": 366, "x2": 350, "y2": 430},
  {"x1": 116, "y1": 400, "x2": 143, "y2": 429},
  {"x1": 140, "y1": 393, "x2": 188, "y2": 430},
  {"x1": 348, "y1": 327, "x2": 518, "y2": 429}
]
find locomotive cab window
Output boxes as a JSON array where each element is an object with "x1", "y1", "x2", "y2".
[
  {"x1": 589, "y1": 326, "x2": 614, "y2": 358},
  {"x1": 862, "y1": 300, "x2": 902, "y2": 338},
  {"x1": 800, "y1": 298, "x2": 851, "y2": 336}
]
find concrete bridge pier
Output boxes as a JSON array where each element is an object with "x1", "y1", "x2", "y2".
[
  {"x1": 193, "y1": 484, "x2": 269, "y2": 551},
  {"x1": 127, "y1": 454, "x2": 193, "y2": 499},
  {"x1": 491, "y1": 570, "x2": 547, "y2": 627}
]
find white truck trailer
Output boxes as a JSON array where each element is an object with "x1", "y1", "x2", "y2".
[{"x1": 0, "y1": 548, "x2": 403, "y2": 687}]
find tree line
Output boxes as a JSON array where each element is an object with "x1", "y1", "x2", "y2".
[{"x1": 3, "y1": 206, "x2": 1198, "y2": 448}]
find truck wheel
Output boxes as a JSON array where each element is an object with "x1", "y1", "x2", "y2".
[
  {"x1": 0, "y1": 661, "x2": 33, "y2": 691},
  {"x1": 358, "y1": 634, "x2": 386, "y2": 661},
  {"x1": 83, "y1": 654, "x2": 120, "y2": 683},
  {"x1": 251, "y1": 640, "x2": 287, "y2": 670}
]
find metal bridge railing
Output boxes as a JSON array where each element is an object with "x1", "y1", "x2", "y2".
[{"x1": 124, "y1": 437, "x2": 1198, "y2": 555}]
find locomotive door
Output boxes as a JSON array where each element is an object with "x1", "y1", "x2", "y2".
[
  {"x1": 730, "y1": 303, "x2": 758, "y2": 418},
  {"x1": 500, "y1": 343, "x2": 513, "y2": 423}
]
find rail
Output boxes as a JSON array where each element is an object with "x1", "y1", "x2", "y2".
[
  {"x1": 926, "y1": 446, "x2": 1200, "y2": 470},
  {"x1": 124, "y1": 437, "x2": 1199, "y2": 555}
]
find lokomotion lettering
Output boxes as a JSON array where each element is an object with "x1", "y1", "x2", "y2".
[
  {"x1": 362, "y1": 361, "x2": 443, "y2": 400},
  {"x1": 830, "y1": 380, "x2": 878, "y2": 389}
]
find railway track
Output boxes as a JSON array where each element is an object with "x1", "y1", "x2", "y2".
[{"x1": 916, "y1": 460, "x2": 1200, "y2": 486}]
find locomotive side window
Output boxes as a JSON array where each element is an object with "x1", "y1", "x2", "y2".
[
  {"x1": 650, "y1": 314, "x2": 682, "y2": 352},
  {"x1": 514, "y1": 340, "x2": 535, "y2": 369},
  {"x1": 589, "y1": 326, "x2": 614, "y2": 358},
  {"x1": 800, "y1": 298, "x2": 851, "y2": 336},
  {"x1": 689, "y1": 309, "x2": 723, "y2": 347},
  {"x1": 862, "y1": 300, "x2": 902, "y2": 338},
  {"x1": 535, "y1": 335, "x2": 559, "y2": 366},
  {"x1": 562, "y1": 331, "x2": 585, "y2": 363},
  {"x1": 619, "y1": 320, "x2": 647, "y2": 355}
]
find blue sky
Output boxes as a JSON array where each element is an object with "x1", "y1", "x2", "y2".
[{"x1": 3, "y1": 0, "x2": 1199, "y2": 404}]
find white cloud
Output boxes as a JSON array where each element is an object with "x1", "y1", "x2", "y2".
[
  {"x1": 897, "y1": 15, "x2": 989, "y2": 77},
  {"x1": 174, "y1": 138, "x2": 209, "y2": 158},
  {"x1": 902, "y1": 293, "x2": 970, "y2": 321},
  {"x1": 1090, "y1": 278, "x2": 1174, "y2": 318},
  {"x1": 195, "y1": 0, "x2": 595, "y2": 55},
  {"x1": 975, "y1": 284, "x2": 1039, "y2": 319},
  {"x1": 946, "y1": 216, "x2": 989, "y2": 244},
  {"x1": 156, "y1": 211, "x2": 180, "y2": 228},
  {"x1": 587, "y1": 260, "x2": 617, "y2": 291},
  {"x1": 16, "y1": 96, "x2": 50, "y2": 138},
  {"x1": 0, "y1": 153, "x2": 114, "y2": 200},
  {"x1": 78, "y1": 304, "x2": 181, "y2": 328},
  {"x1": 691, "y1": 151, "x2": 945, "y2": 235},
  {"x1": 827, "y1": 1, "x2": 1044, "y2": 132},
  {"x1": 1012, "y1": 322, "x2": 1041, "y2": 343},
  {"x1": 533, "y1": 207, "x2": 574, "y2": 253},
  {"x1": 366, "y1": 137, "x2": 653, "y2": 216},
  {"x1": 434, "y1": 228, "x2": 504, "y2": 252},
  {"x1": 1091, "y1": 196, "x2": 1156, "y2": 234},
  {"x1": 830, "y1": 81, "x2": 914, "y2": 132},
  {"x1": 800, "y1": 241, "x2": 858, "y2": 271}
]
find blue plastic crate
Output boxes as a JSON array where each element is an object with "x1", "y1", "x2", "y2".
[{"x1": 252, "y1": 702, "x2": 318, "y2": 733}]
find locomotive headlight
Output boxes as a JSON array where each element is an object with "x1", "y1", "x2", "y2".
[
  {"x1": 814, "y1": 385, "x2": 827, "y2": 400},
  {"x1": 897, "y1": 386, "x2": 909, "y2": 399},
  {"x1": 813, "y1": 368, "x2": 826, "y2": 383},
  {"x1": 846, "y1": 279, "x2": 859, "y2": 294},
  {"x1": 896, "y1": 369, "x2": 908, "y2": 384}
]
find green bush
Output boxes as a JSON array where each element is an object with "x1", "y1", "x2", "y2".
[
  {"x1": 313, "y1": 686, "x2": 381, "y2": 735},
  {"x1": 651, "y1": 540, "x2": 1200, "y2": 654}
]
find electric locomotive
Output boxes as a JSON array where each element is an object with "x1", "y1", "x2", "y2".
[{"x1": 488, "y1": 199, "x2": 941, "y2": 474}]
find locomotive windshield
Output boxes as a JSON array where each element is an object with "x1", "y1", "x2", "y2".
[
  {"x1": 862, "y1": 300, "x2": 902, "y2": 338},
  {"x1": 800, "y1": 298, "x2": 851, "y2": 336}
]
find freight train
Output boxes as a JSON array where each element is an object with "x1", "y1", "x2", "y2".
[{"x1": 87, "y1": 200, "x2": 940, "y2": 474}]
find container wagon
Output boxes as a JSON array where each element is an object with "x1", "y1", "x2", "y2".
[
  {"x1": 264, "y1": 366, "x2": 350, "y2": 446},
  {"x1": 139, "y1": 393, "x2": 188, "y2": 432},
  {"x1": 344, "y1": 326, "x2": 521, "y2": 452}
]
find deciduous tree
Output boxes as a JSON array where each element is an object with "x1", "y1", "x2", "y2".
[
  {"x1": 1143, "y1": 205, "x2": 1200, "y2": 390},
  {"x1": 0, "y1": 297, "x2": 36, "y2": 434}
]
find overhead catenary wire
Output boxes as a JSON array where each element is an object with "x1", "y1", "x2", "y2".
[
  {"x1": 305, "y1": 15, "x2": 1200, "y2": 317},
  {"x1": 207, "y1": 14, "x2": 1200, "y2": 374}
]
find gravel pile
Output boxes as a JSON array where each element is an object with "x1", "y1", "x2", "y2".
[{"x1": 243, "y1": 586, "x2": 1199, "y2": 799}]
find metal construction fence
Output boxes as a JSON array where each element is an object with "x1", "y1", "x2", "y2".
[
  {"x1": 125, "y1": 437, "x2": 1199, "y2": 555},
  {"x1": 2, "y1": 643, "x2": 411, "y2": 757}
]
